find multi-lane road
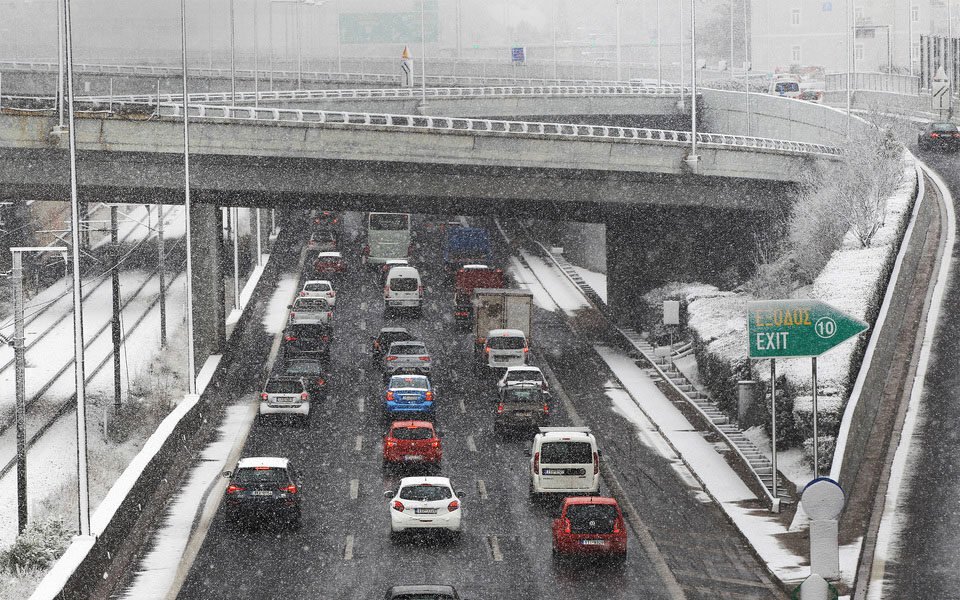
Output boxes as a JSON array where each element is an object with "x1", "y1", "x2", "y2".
[{"x1": 158, "y1": 213, "x2": 782, "y2": 600}]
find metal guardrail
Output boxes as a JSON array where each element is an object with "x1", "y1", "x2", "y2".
[
  {"x1": 825, "y1": 71, "x2": 921, "y2": 96},
  {"x1": 153, "y1": 103, "x2": 843, "y2": 158},
  {"x1": 81, "y1": 84, "x2": 692, "y2": 105},
  {"x1": 0, "y1": 60, "x2": 635, "y2": 87}
]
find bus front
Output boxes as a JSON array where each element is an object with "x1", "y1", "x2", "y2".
[{"x1": 365, "y1": 212, "x2": 412, "y2": 265}]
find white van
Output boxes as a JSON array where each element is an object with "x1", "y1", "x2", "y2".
[
  {"x1": 484, "y1": 328, "x2": 528, "y2": 369},
  {"x1": 384, "y1": 266, "x2": 423, "y2": 316},
  {"x1": 530, "y1": 427, "x2": 601, "y2": 497},
  {"x1": 769, "y1": 74, "x2": 802, "y2": 98}
]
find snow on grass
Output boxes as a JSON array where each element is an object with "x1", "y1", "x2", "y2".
[
  {"x1": 516, "y1": 250, "x2": 588, "y2": 316},
  {"x1": 507, "y1": 256, "x2": 557, "y2": 312},
  {"x1": 262, "y1": 272, "x2": 301, "y2": 334},
  {"x1": 594, "y1": 345, "x2": 807, "y2": 581},
  {"x1": 572, "y1": 266, "x2": 607, "y2": 303}
]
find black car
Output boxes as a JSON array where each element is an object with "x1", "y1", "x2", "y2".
[
  {"x1": 383, "y1": 585, "x2": 464, "y2": 600},
  {"x1": 224, "y1": 457, "x2": 301, "y2": 528},
  {"x1": 372, "y1": 327, "x2": 414, "y2": 361},
  {"x1": 283, "y1": 324, "x2": 331, "y2": 359},
  {"x1": 494, "y1": 383, "x2": 550, "y2": 433},
  {"x1": 918, "y1": 122, "x2": 960, "y2": 151},
  {"x1": 280, "y1": 358, "x2": 327, "y2": 399}
]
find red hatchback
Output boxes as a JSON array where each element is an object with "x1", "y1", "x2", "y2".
[
  {"x1": 552, "y1": 496, "x2": 627, "y2": 562},
  {"x1": 314, "y1": 251, "x2": 346, "y2": 275},
  {"x1": 382, "y1": 421, "x2": 442, "y2": 470}
]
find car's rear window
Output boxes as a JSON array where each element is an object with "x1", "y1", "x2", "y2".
[
  {"x1": 775, "y1": 81, "x2": 799, "y2": 93},
  {"x1": 265, "y1": 380, "x2": 302, "y2": 394},
  {"x1": 381, "y1": 331, "x2": 413, "y2": 345},
  {"x1": 293, "y1": 298, "x2": 329, "y2": 310},
  {"x1": 487, "y1": 336, "x2": 526, "y2": 350},
  {"x1": 540, "y1": 441, "x2": 593, "y2": 464},
  {"x1": 399, "y1": 485, "x2": 452, "y2": 501},
  {"x1": 933, "y1": 123, "x2": 959, "y2": 132},
  {"x1": 389, "y1": 277, "x2": 419, "y2": 292},
  {"x1": 286, "y1": 326, "x2": 324, "y2": 340},
  {"x1": 392, "y1": 427, "x2": 434, "y2": 441},
  {"x1": 234, "y1": 467, "x2": 286, "y2": 484},
  {"x1": 283, "y1": 361, "x2": 321, "y2": 375},
  {"x1": 503, "y1": 387, "x2": 544, "y2": 403},
  {"x1": 392, "y1": 595, "x2": 455, "y2": 600},
  {"x1": 392, "y1": 343, "x2": 427, "y2": 355},
  {"x1": 567, "y1": 504, "x2": 618, "y2": 534},
  {"x1": 507, "y1": 370, "x2": 542, "y2": 383},
  {"x1": 304, "y1": 282, "x2": 332, "y2": 292},
  {"x1": 390, "y1": 375, "x2": 429, "y2": 388}
]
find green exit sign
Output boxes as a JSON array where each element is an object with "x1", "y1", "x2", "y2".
[{"x1": 747, "y1": 300, "x2": 868, "y2": 359}]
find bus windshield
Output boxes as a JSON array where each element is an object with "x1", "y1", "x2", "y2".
[{"x1": 369, "y1": 213, "x2": 410, "y2": 231}]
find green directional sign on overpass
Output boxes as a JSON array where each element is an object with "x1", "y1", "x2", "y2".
[{"x1": 747, "y1": 299, "x2": 868, "y2": 359}]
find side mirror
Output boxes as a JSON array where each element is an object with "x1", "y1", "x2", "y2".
[
  {"x1": 383, "y1": 490, "x2": 395, "y2": 499},
  {"x1": 222, "y1": 470, "x2": 232, "y2": 478},
  {"x1": 287, "y1": 304, "x2": 293, "y2": 309},
  {"x1": 455, "y1": 490, "x2": 465, "y2": 497}
]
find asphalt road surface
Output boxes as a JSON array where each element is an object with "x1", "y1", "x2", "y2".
[{"x1": 173, "y1": 213, "x2": 781, "y2": 600}]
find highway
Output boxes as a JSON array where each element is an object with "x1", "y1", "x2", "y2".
[{"x1": 169, "y1": 212, "x2": 782, "y2": 600}]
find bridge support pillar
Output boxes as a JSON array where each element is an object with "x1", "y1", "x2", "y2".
[{"x1": 189, "y1": 202, "x2": 227, "y2": 369}]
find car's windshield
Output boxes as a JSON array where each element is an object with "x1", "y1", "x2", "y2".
[
  {"x1": 392, "y1": 427, "x2": 434, "y2": 440},
  {"x1": 265, "y1": 380, "x2": 302, "y2": 394},
  {"x1": 398, "y1": 485, "x2": 452, "y2": 501},
  {"x1": 487, "y1": 336, "x2": 526, "y2": 350},
  {"x1": 389, "y1": 375, "x2": 429, "y2": 389},
  {"x1": 540, "y1": 441, "x2": 593, "y2": 464},
  {"x1": 389, "y1": 277, "x2": 419, "y2": 292},
  {"x1": 369, "y1": 213, "x2": 410, "y2": 230},
  {"x1": 391, "y1": 343, "x2": 427, "y2": 355}
]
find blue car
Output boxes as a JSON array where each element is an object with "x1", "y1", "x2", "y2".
[{"x1": 383, "y1": 374, "x2": 435, "y2": 420}]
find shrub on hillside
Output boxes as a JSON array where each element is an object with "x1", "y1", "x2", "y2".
[{"x1": 0, "y1": 518, "x2": 72, "y2": 574}]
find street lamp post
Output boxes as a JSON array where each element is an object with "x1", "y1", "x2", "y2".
[
  {"x1": 56, "y1": 0, "x2": 65, "y2": 132},
  {"x1": 615, "y1": 0, "x2": 622, "y2": 81},
  {"x1": 296, "y1": 0, "x2": 302, "y2": 89},
  {"x1": 230, "y1": 0, "x2": 237, "y2": 104},
  {"x1": 179, "y1": 0, "x2": 198, "y2": 396},
  {"x1": 679, "y1": 0, "x2": 685, "y2": 109},
  {"x1": 420, "y1": 0, "x2": 427, "y2": 106},
  {"x1": 688, "y1": 0, "x2": 699, "y2": 168},
  {"x1": 63, "y1": 0, "x2": 92, "y2": 538},
  {"x1": 254, "y1": 0, "x2": 259, "y2": 107},
  {"x1": 657, "y1": 0, "x2": 662, "y2": 86}
]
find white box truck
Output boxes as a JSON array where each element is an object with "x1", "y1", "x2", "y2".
[{"x1": 472, "y1": 289, "x2": 533, "y2": 373}]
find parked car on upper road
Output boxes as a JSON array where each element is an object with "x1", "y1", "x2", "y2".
[{"x1": 382, "y1": 585, "x2": 465, "y2": 600}]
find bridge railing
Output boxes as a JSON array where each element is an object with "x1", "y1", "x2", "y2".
[
  {"x1": 154, "y1": 103, "x2": 842, "y2": 157},
  {"x1": 80, "y1": 84, "x2": 692, "y2": 105}
]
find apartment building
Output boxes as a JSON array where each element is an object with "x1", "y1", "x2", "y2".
[{"x1": 750, "y1": 0, "x2": 947, "y2": 75}]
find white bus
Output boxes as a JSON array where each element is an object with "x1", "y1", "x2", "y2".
[{"x1": 363, "y1": 212, "x2": 411, "y2": 265}]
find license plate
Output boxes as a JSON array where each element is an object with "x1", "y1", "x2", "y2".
[
  {"x1": 252, "y1": 491, "x2": 273, "y2": 496},
  {"x1": 515, "y1": 411, "x2": 532, "y2": 418},
  {"x1": 414, "y1": 508, "x2": 437, "y2": 514},
  {"x1": 542, "y1": 469, "x2": 566, "y2": 475},
  {"x1": 581, "y1": 539, "x2": 607, "y2": 546},
  {"x1": 404, "y1": 455, "x2": 423, "y2": 461}
]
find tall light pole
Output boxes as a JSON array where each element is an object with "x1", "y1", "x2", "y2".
[
  {"x1": 553, "y1": 1, "x2": 559, "y2": 81},
  {"x1": 230, "y1": 0, "x2": 237, "y2": 104},
  {"x1": 254, "y1": 0, "x2": 259, "y2": 107},
  {"x1": 296, "y1": 0, "x2": 302, "y2": 89},
  {"x1": 336, "y1": 0, "x2": 342, "y2": 72},
  {"x1": 56, "y1": 0, "x2": 65, "y2": 132},
  {"x1": 679, "y1": 0, "x2": 685, "y2": 109},
  {"x1": 744, "y1": 0, "x2": 751, "y2": 134},
  {"x1": 180, "y1": 0, "x2": 198, "y2": 396},
  {"x1": 615, "y1": 0, "x2": 622, "y2": 81},
  {"x1": 657, "y1": 0, "x2": 662, "y2": 86},
  {"x1": 908, "y1": 3, "x2": 914, "y2": 76},
  {"x1": 729, "y1": 0, "x2": 735, "y2": 79},
  {"x1": 420, "y1": 0, "x2": 427, "y2": 105},
  {"x1": 63, "y1": 0, "x2": 91, "y2": 539},
  {"x1": 846, "y1": 0, "x2": 853, "y2": 135},
  {"x1": 688, "y1": 0, "x2": 699, "y2": 168}
]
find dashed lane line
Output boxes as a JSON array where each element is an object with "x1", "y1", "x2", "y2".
[
  {"x1": 349, "y1": 479, "x2": 359, "y2": 500},
  {"x1": 466, "y1": 435, "x2": 477, "y2": 452},
  {"x1": 477, "y1": 479, "x2": 488, "y2": 500},
  {"x1": 360, "y1": 301, "x2": 368, "y2": 310},
  {"x1": 357, "y1": 397, "x2": 365, "y2": 413},
  {"x1": 459, "y1": 398, "x2": 466, "y2": 414},
  {"x1": 344, "y1": 535, "x2": 354, "y2": 560},
  {"x1": 355, "y1": 435, "x2": 363, "y2": 452},
  {"x1": 488, "y1": 535, "x2": 504, "y2": 562}
]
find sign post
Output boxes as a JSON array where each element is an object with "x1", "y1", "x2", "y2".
[
  {"x1": 663, "y1": 300, "x2": 680, "y2": 362},
  {"x1": 747, "y1": 300, "x2": 868, "y2": 491},
  {"x1": 511, "y1": 46, "x2": 526, "y2": 65},
  {"x1": 400, "y1": 45, "x2": 413, "y2": 88},
  {"x1": 932, "y1": 65, "x2": 949, "y2": 118}
]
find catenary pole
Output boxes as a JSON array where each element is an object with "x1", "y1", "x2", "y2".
[
  {"x1": 13, "y1": 250, "x2": 26, "y2": 534},
  {"x1": 180, "y1": 0, "x2": 198, "y2": 395}
]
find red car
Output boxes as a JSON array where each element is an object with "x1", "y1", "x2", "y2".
[
  {"x1": 314, "y1": 251, "x2": 346, "y2": 275},
  {"x1": 382, "y1": 420, "x2": 442, "y2": 470},
  {"x1": 552, "y1": 496, "x2": 627, "y2": 562}
]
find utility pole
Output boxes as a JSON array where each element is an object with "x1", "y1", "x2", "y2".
[
  {"x1": 157, "y1": 205, "x2": 167, "y2": 347},
  {"x1": 111, "y1": 206, "x2": 121, "y2": 408},
  {"x1": 615, "y1": 0, "x2": 622, "y2": 81},
  {"x1": 230, "y1": 0, "x2": 237, "y2": 104},
  {"x1": 232, "y1": 207, "x2": 241, "y2": 311}
]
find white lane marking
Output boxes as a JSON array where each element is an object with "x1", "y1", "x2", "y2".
[
  {"x1": 489, "y1": 535, "x2": 504, "y2": 562},
  {"x1": 355, "y1": 435, "x2": 363, "y2": 452},
  {"x1": 358, "y1": 397, "x2": 365, "y2": 413},
  {"x1": 344, "y1": 535, "x2": 354, "y2": 560},
  {"x1": 360, "y1": 319, "x2": 366, "y2": 331},
  {"x1": 360, "y1": 301, "x2": 368, "y2": 310},
  {"x1": 459, "y1": 398, "x2": 466, "y2": 414},
  {"x1": 477, "y1": 479, "x2": 488, "y2": 500},
  {"x1": 466, "y1": 435, "x2": 477, "y2": 452},
  {"x1": 350, "y1": 478, "x2": 359, "y2": 499}
]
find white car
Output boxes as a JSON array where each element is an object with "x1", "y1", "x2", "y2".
[
  {"x1": 384, "y1": 476, "x2": 463, "y2": 539},
  {"x1": 497, "y1": 365, "x2": 548, "y2": 393},
  {"x1": 287, "y1": 297, "x2": 332, "y2": 327},
  {"x1": 299, "y1": 279, "x2": 336, "y2": 307}
]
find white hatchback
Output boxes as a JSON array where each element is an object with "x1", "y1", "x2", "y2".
[
  {"x1": 385, "y1": 476, "x2": 463, "y2": 539},
  {"x1": 299, "y1": 280, "x2": 336, "y2": 307}
]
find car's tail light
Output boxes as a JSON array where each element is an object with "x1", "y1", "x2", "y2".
[
  {"x1": 419, "y1": 356, "x2": 430, "y2": 362},
  {"x1": 593, "y1": 452, "x2": 600, "y2": 475},
  {"x1": 485, "y1": 347, "x2": 490, "y2": 354},
  {"x1": 284, "y1": 484, "x2": 298, "y2": 494},
  {"x1": 931, "y1": 133, "x2": 941, "y2": 138},
  {"x1": 386, "y1": 391, "x2": 395, "y2": 401},
  {"x1": 425, "y1": 391, "x2": 433, "y2": 401},
  {"x1": 542, "y1": 403, "x2": 549, "y2": 414},
  {"x1": 326, "y1": 311, "x2": 333, "y2": 319},
  {"x1": 455, "y1": 311, "x2": 468, "y2": 317},
  {"x1": 408, "y1": 243, "x2": 414, "y2": 255},
  {"x1": 533, "y1": 452, "x2": 539, "y2": 473},
  {"x1": 563, "y1": 518, "x2": 571, "y2": 534},
  {"x1": 321, "y1": 335, "x2": 329, "y2": 342},
  {"x1": 300, "y1": 392, "x2": 309, "y2": 401},
  {"x1": 226, "y1": 484, "x2": 244, "y2": 494},
  {"x1": 284, "y1": 335, "x2": 297, "y2": 342},
  {"x1": 386, "y1": 356, "x2": 397, "y2": 361},
  {"x1": 363, "y1": 245, "x2": 370, "y2": 256},
  {"x1": 418, "y1": 285, "x2": 424, "y2": 298},
  {"x1": 613, "y1": 517, "x2": 624, "y2": 534},
  {"x1": 299, "y1": 291, "x2": 306, "y2": 296},
  {"x1": 289, "y1": 312, "x2": 296, "y2": 318},
  {"x1": 329, "y1": 291, "x2": 336, "y2": 297},
  {"x1": 497, "y1": 403, "x2": 504, "y2": 414},
  {"x1": 523, "y1": 347, "x2": 529, "y2": 354},
  {"x1": 315, "y1": 378, "x2": 325, "y2": 386},
  {"x1": 260, "y1": 393, "x2": 268, "y2": 400},
  {"x1": 430, "y1": 439, "x2": 440, "y2": 448},
  {"x1": 385, "y1": 439, "x2": 397, "y2": 448},
  {"x1": 392, "y1": 500, "x2": 404, "y2": 512},
  {"x1": 447, "y1": 500, "x2": 460, "y2": 512}
]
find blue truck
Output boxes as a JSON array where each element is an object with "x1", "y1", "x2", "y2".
[{"x1": 444, "y1": 227, "x2": 492, "y2": 270}]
